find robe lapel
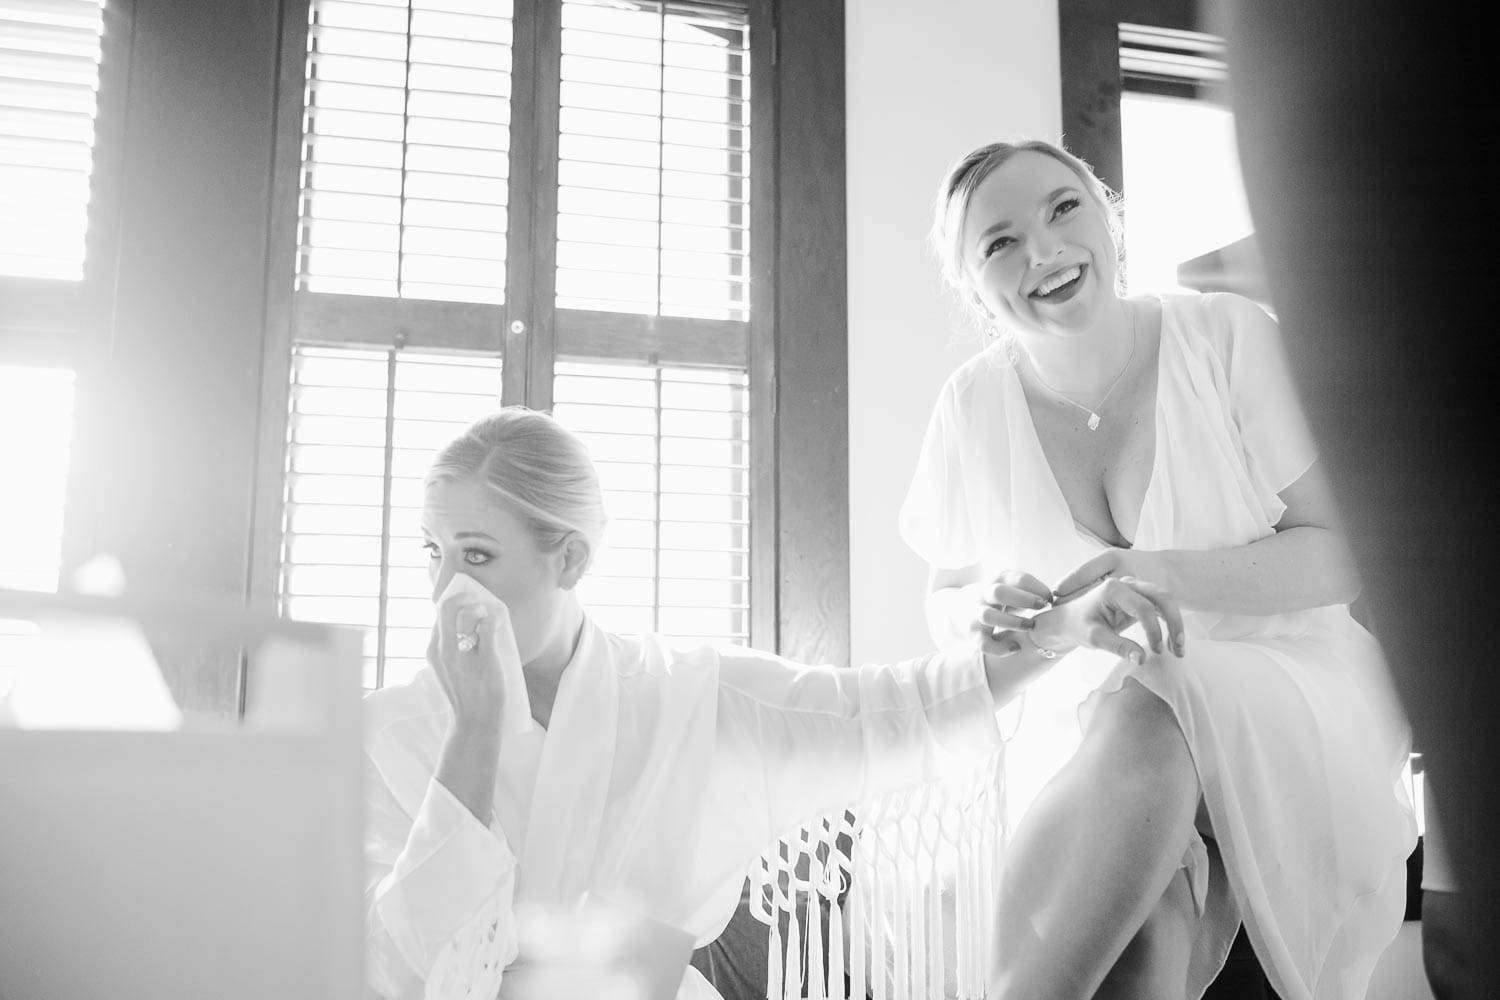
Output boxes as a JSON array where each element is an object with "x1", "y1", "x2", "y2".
[{"x1": 516, "y1": 623, "x2": 619, "y2": 909}]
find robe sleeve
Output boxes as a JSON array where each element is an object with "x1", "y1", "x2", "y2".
[
  {"x1": 713, "y1": 647, "x2": 1002, "y2": 841},
  {"x1": 1213, "y1": 292, "x2": 1321, "y2": 524},
  {"x1": 898, "y1": 376, "x2": 980, "y2": 569},
  {"x1": 365, "y1": 755, "x2": 519, "y2": 1000}
]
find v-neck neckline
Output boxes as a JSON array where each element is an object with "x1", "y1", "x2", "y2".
[{"x1": 1012, "y1": 296, "x2": 1169, "y2": 551}]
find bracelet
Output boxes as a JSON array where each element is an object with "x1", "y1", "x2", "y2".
[{"x1": 1025, "y1": 629, "x2": 1059, "y2": 659}]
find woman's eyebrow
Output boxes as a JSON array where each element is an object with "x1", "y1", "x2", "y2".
[{"x1": 974, "y1": 187, "x2": 1080, "y2": 243}]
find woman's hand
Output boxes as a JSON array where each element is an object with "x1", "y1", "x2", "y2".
[
  {"x1": 1031, "y1": 575, "x2": 1186, "y2": 663},
  {"x1": 1053, "y1": 548, "x2": 1173, "y2": 603},
  {"x1": 966, "y1": 569, "x2": 1053, "y2": 657},
  {"x1": 429, "y1": 577, "x2": 521, "y2": 739},
  {"x1": 429, "y1": 577, "x2": 523, "y2": 827}
]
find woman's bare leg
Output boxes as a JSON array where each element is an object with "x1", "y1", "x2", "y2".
[
  {"x1": 1093, "y1": 866, "x2": 1197, "y2": 1000},
  {"x1": 988, "y1": 680, "x2": 1201, "y2": 1000}
]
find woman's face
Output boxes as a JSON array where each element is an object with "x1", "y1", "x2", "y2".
[
  {"x1": 960, "y1": 150, "x2": 1119, "y2": 337},
  {"x1": 421, "y1": 476, "x2": 566, "y2": 666}
]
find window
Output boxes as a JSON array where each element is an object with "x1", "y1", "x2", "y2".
[
  {"x1": 279, "y1": 346, "x2": 504, "y2": 688},
  {"x1": 0, "y1": 0, "x2": 106, "y2": 282},
  {"x1": 271, "y1": 0, "x2": 762, "y2": 686},
  {"x1": 297, "y1": 0, "x2": 514, "y2": 303},
  {"x1": 0, "y1": 0, "x2": 107, "y2": 684},
  {"x1": 1117, "y1": 25, "x2": 1252, "y2": 295},
  {"x1": 555, "y1": 360, "x2": 749, "y2": 643}
]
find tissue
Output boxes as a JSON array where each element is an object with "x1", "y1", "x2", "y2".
[{"x1": 437, "y1": 573, "x2": 535, "y2": 741}]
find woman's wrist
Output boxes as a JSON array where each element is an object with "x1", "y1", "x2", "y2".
[{"x1": 1026, "y1": 606, "x2": 1076, "y2": 658}]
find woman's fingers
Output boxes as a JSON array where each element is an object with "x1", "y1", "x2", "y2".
[
  {"x1": 970, "y1": 621, "x2": 1023, "y2": 657},
  {"x1": 985, "y1": 571, "x2": 1053, "y2": 610},
  {"x1": 1054, "y1": 553, "x2": 1118, "y2": 601},
  {"x1": 453, "y1": 604, "x2": 490, "y2": 657},
  {"x1": 978, "y1": 605, "x2": 1035, "y2": 631},
  {"x1": 1119, "y1": 577, "x2": 1186, "y2": 657},
  {"x1": 1102, "y1": 581, "x2": 1165, "y2": 654},
  {"x1": 1087, "y1": 623, "x2": 1146, "y2": 665},
  {"x1": 983, "y1": 583, "x2": 1048, "y2": 612}
]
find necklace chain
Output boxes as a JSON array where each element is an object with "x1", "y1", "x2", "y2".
[{"x1": 1028, "y1": 307, "x2": 1140, "y2": 431}]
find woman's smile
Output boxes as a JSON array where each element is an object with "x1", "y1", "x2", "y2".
[{"x1": 1030, "y1": 263, "x2": 1086, "y2": 302}]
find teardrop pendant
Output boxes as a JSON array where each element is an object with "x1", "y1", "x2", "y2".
[{"x1": 1086, "y1": 411, "x2": 1100, "y2": 431}]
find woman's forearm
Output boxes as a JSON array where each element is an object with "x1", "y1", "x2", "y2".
[
  {"x1": 1153, "y1": 525, "x2": 1361, "y2": 615},
  {"x1": 435, "y1": 724, "x2": 502, "y2": 827}
]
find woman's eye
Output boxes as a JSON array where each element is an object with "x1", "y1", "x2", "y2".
[
  {"x1": 1052, "y1": 197, "x2": 1080, "y2": 219},
  {"x1": 983, "y1": 235, "x2": 1014, "y2": 258},
  {"x1": 421, "y1": 541, "x2": 439, "y2": 560},
  {"x1": 463, "y1": 549, "x2": 492, "y2": 566}
]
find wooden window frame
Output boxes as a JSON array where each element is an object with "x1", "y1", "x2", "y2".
[
  {"x1": 1057, "y1": 0, "x2": 1199, "y2": 197},
  {"x1": 250, "y1": 0, "x2": 850, "y2": 673}
]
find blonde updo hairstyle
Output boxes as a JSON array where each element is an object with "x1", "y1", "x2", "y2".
[
  {"x1": 425, "y1": 407, "x2": 607, "y2": 573},
  {"x1": 931, "y1": 139, "x2": 1126, "y2": 331}
]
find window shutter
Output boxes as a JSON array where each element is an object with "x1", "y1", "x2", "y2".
[
  {"x1": 0, "y1": 0, "x2": 105, "y2": 681},
  {"x1": 277, "y1": 0, "x2": 758, "y2": 685},
  {"x1": 298, "y1": 0, "x2": 514, "y2": 303},
  {"x1": 554, "y1": 360, "x2": 749, "y2": 644},
  {"x1": 556, "y1": 0, "x2": 749, "y2": 321},
  {"x1": 0, "y1": 0, "x2": 105, "y2": 281},
  {"x1": 279, "y1": 344, "x2": 502, "y2": 687},
  {"x1": 1118, "y1": 23, "x2": 1227, "y2": 95}
]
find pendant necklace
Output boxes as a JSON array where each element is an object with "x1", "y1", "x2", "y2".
[{"x1": 1030, "y1": 307, "x2": 1139, "y2": 431}]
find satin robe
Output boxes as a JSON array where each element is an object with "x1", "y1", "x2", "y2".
[{"x1": 363, "y1": 621, "x2": 1003, "y2": 1000}]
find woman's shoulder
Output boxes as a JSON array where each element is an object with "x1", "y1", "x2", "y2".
[
  {"x1": 595, "y1": 624, "x2": 722, "y2": 680},
  {"x1": 1165, "y1": 290, "x2": 1274, "y2": 326},
  {"x1": 927, "y1": 340, "x2": 1017, "y2": 422},
  {"x1": 1161, "y1": 291, "x2": 1278, "y2": 362}
]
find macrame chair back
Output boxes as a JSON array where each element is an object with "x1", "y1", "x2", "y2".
[{"x1": 749, "y1": 752, "x2": 1007, "y2": 1000}]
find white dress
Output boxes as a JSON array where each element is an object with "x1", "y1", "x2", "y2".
[
  {"x1": 362, "y1": 620, "x2": 1004, "y2": 1000},
  {"x1": 898, "y1": 292, "x2": 1417, "y2": 1000}
]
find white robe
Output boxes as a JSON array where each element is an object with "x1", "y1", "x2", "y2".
[
  {"x1": 363, "y1": 621, "x2": 1003, "y2": 1000},
  {"x1": 898, "y1": 291, "x2": 1417, "y2": 1000}
]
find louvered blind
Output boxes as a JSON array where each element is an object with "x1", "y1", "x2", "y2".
[
  {"x1": 298, "y1": 0, "x2": 513, "y2": 303},
  {"x1": 1118, "y1": 23, "x2": 1226, "y2": 88},
  {"x1": 0, "y1": 0, "x2": 105, "y2": 280},
  {"x1": 279, "y1": 345, "x2": 504, "y2": 687},
  {"x1": 557, "y1": 0, "x2": 749, "y2": 320},
  {"x1": 280, "y1": 0, "x2": 758, "y2": 684},
  {"x1": 555, "y1": 360, "x2": 749, "y2": 643}
]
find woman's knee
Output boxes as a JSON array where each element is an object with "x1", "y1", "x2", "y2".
[{"x1": 1087, "y1": 681, "x2": 1196, "y2": 790}]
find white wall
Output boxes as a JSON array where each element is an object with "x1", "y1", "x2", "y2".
[{"x1": 846, "y1": 0, "x2": 1062, "y2": 664}]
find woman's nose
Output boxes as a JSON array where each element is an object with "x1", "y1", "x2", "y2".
[
  {"x1": 430, "y1": 562, "x2": 457, "y2": 603},
  {"x1": 1029, "y1": 235, "x2": 1064, "y2": 267}
]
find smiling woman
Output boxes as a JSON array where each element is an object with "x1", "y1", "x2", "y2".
[{"x1": 899, "y1": 138, "x2": 1419, "y2": 1000}]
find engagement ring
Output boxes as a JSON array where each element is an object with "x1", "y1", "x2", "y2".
[{"x1": 457, "y1": 631, "x2": 480, "y2": 653}]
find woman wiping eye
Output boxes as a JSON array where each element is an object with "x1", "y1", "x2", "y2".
[{"x1": 362, "y1": 407, "x2": 1035, "y2": 1000}]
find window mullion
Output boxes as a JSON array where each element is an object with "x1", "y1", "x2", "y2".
[
  {"x1": 374, "y1": 343, "x2": 401, "y2": 690},
  {"x1": 746, "y1": 0, "x2": 778, "y2": 652},
  {"x1": 504, "y1": 0, "x2": 562, "y2": 411}
]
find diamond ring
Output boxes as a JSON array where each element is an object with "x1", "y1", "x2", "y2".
[{"x1": 456, "y1": 631, "x2": 480, "y2": 653}]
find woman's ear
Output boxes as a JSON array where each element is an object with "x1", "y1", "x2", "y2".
[{"x1": 556, "y1": 531, "x2": 592, "y2": 591}]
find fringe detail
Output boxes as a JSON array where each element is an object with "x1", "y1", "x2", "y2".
[{"x1": 751, "y1": 752, "x2": 1006, "y2": 999}]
